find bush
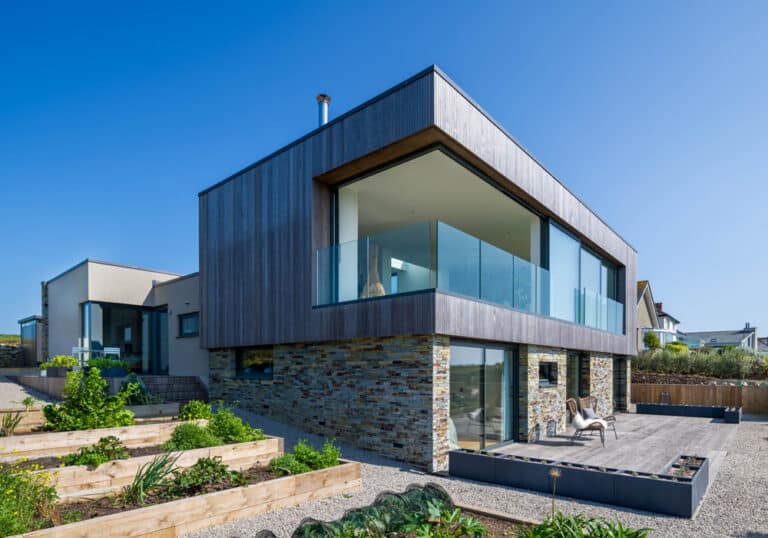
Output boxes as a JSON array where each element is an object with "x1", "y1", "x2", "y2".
[
  {"x1": 62, "y1": 436, "x2": 129, "y2": 468},
  {"x1": 42, "y1": 368, "x2": 138, "y2": 431},
  {"x1": 634, "y1": 347, "x2": 763, "y2": 379},
  {"x1": 162, "y1": 423, "x2": 223, "y2": 451},
  {"x1": 120, "y1": 374, "x2": 162, "y2": 405},
  {"x1": 642, "y1": 331, "x2": 660, "y2": 350},
  {"x1": 39, "y1": 355, "x2": 79, "y2": 370},
  {"x1": 88, "y1": 357, "x2": 130, "y2": 371},
  {"x1": 178, "y1": 400, "x2": 213, "y2": 421},
  {"x1": 517, "y1": 513, "x2": 651, "y2": 537},
  {"x1": 271, "y1": 439, "x2": 341, "y2": 476},
  {"x1": 0, "y1": 461, "x2": 58, "y2": 537},
  {"x1": 665, "y1": 341, "x2": 689, "y2": 354},
  {"x1": 163, "y1": 456, "x2": 246, "y2": 498},
  {"x1": 207, "y1": 406, "x2": 264, "y2": 444}
]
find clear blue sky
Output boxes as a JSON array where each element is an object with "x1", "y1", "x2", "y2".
[{"x1": 1, "y1": 1, "x2": 766, "y2": 335}]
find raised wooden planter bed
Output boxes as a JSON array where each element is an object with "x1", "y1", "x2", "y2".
[
  {"x1": 450, "y1": 449, "x2": 710, "y2": 518},
  {"x1": 0, "y1": 403, "x2": 183, "y2": 435},
  {"x1": 0, "y1": 420, "x2": 205, "y2": 461},
  {"x1": 48, "y1": 437, "x2": 282, "y2": 498},
  {"x1": 13, "y1": 461, "x2": 361, "y2": 538}
]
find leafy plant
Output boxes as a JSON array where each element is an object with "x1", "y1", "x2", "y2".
[
  {"x1": 642, "y1": 331, "x2": 660, "y2": 350},
  {"x1": 122, "y1": 453, "x2": 178, "y2": 505},
  {"x1": 162, "y1": 423, "x2": 223, "y2": 451},
  {"x1": 163, "y1": 457, "x2": 246, "y2": 498},
  {"x1": 207, "y1": 405, "x2": 264, "y2": 443},
  {"x1": 1, "y1": 397, "x2": 36, "y2": 437},
  {"x1": 87, "y1": 357, "x2": 129, "y2": 370},
  {"x1": 402, "y1": 501, "x2": 489, "y2": 538},
  {"x1": 42, "y1": 368, "x2": 139, "y2": 431},
  {"x1": 664, "y1": 341, "x2": 688, "y2": 354},
  {"x1": 271, "y1": 439, "x2": 341, "y2": 476},
  {"x1": 178, "y1": 400, "x2": 213, "y2": 421},
  {"x1": 39, "y1": 355, "x2": 79, "y2": 370},
  {"x1": 0, "y1": 460, "x2": 58, "y2": 537},
  {"x1": 635, "y1": 347, "x2": 764, "y2": 379},
  {"x1": 517, "y1": 513, "x2": 651, "y2": 537},
  {"x1": 61, "y1": 436, "x2": 129, "y2": 468},
  {"x1": 120, "y1": 374, "x2": 163, "y2": 405}
]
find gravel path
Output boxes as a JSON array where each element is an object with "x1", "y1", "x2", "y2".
[
  {"x1": 0, "y1": 376, "x2": 53, "y2": 408},
  {"x1": 186, "y1": 412, "x2": 768, "y2": 538}
]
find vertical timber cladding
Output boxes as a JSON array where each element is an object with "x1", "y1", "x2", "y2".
[
  {"x1": 519, "y1": 345, "x2": 567, "y2": 441},
  {"x1": 209, "y1": 335, "x2": 450, "y2": 472},
  {"x1": 590, "y1": 353, "x2": 614, "y2": 416}
]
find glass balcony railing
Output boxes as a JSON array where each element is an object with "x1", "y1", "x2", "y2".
[{"x1": 315, "y1": 221, "x2": 624, "y2": 334}]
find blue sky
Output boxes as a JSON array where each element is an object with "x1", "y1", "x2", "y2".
[{"x1": 1, "y1": 1, "x2": 766, "y2": 334}]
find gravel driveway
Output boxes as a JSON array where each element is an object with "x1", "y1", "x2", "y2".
[{"x1": 185, "y1": 411, "x2": 768, "y2": 538}]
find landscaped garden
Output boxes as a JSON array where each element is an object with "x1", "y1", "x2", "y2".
[{"x1": 0, "y1": 369, "x2": 360, "y2": 537}]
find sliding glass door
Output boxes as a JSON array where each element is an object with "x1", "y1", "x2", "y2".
[{"x1": 450, "y1": 343, "x2": 517, "y2": 450}]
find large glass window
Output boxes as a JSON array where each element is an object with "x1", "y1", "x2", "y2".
[
  {"x1": 548, "y1": 225, "x2": 581, "y2": 322},
  {"x1": 449, "y1": 344, "x2": 515, "y2": 450}
]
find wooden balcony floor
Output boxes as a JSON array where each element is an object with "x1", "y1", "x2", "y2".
[{"x1": 492, "y1": 413, "x2": 738, "y2": 476}]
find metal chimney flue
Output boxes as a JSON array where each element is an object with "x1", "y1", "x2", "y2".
[{"x1": 316, "y1": 94, "x2": 331, "y2": 126}]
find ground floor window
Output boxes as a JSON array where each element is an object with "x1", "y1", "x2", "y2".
[{"x1": 449, "y1": 343, "x2": 517, "y2": 450}]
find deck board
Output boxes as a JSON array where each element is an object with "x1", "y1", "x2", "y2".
[{"x1": 493, "y1": 413, "x2": 738, "y2": 475}]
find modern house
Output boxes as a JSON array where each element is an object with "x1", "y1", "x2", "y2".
[
  {"x1": 683, "y1": 323, "x2": 759, "y2": 352},
  {"x1": 201, "y1": 66, "x2": 637, "y2": 472},
  {"x1": 636, "y1": 281, "x2": 659, "y2": 352},
  {"x1": 40, "y1": 259, "x2": 209, "y2": 385}
]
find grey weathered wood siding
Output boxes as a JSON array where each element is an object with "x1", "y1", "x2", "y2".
[{"x1": 200, "y1": 67, "x2": 637, "y2": 356}]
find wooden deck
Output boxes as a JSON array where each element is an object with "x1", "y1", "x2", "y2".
[{"x1": 494, "y1": 413, "x2": 738, "y2": 475}]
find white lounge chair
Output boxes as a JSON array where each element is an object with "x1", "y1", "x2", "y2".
[{"x1": 567, "y1": 398, "x2": 607, "y2": 447}]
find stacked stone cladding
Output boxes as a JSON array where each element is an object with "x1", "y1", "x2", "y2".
[
  {"x1": 589, "y1": 353, "x2": 614, "y2": 416},
  {"x1": 0, "y1": 344, "x2": 23, "y2": 368},
  {"x1": 519, "y1": 345, "x2": 567, "y2": 440},
  {"x1": 210, "y1": 334, "x2": 449, "y2": 471}
]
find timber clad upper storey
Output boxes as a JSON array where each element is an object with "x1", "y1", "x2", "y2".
[{"x1": 199, "y1": 66, "x2": 637, "y2": 355}]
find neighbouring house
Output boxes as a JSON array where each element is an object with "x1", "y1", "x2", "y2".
[
  {"x1": 39, "y1": 259, "x2": 209, "y2": 386},
  {"x1": 652, "y1": 302, "x2": 682, "y2": 346},
  {"x1": 636, "y1": 281, "x2": 659, "y2": 352},
  {"x1": 684, "y1": 323, "x2": 759, "y2": 352},
  {"x1": 758, "y1": 337, "x2": 768, "y2": 355},
  {"x1": 200, "y1": 66, "x2": 637, "y2": 472}
]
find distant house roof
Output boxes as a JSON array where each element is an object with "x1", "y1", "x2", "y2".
[
  {"x1": 759, "y1": 337, "x2": 768, "y2": 353},
  {"x1": 685, "y1": 328, "x2": 755, "y2": 348},
  {"x1": 636, "y1": 280, "x2": 659, "y2": 329},
  {"x1": 654, "y1": 302, "x2": 681, "y2": 324},
  {"x1": 637, "y1": 281, "x2": 649, "y2": 304}
]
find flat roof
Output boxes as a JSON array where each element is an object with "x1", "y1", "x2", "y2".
[
  {"x1": 18, "y1": 315, "x2": 42, "y2": 324},
  {"x1": 198, "y1": 65, "x2": 635, "y2": 251},
  {"x1": 46, "y1": 258, "x2": 183, "y2": 285}
]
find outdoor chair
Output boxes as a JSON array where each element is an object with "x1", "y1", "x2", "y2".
[
  {"x1": 566, "y1": 398, "x2": 606, "y2": 447},
  {"x1": 579, "y1": 395, "x2": 618, "y2": 440}
]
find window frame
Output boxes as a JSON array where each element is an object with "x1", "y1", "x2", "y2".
[
  {"x1": 177, "y1": 312, "x2": 200, "y2": 338},
  {"x1": 538, "y1": 361, "x2": 559, "y2": 388}
]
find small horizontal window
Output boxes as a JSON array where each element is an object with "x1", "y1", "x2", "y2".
[
  {"x1": 178, "y1": 312, "x2": 199, "y2": 338},
  {"x1": 539, "y1": 361, "x2": 558, "y2": 388},
  {"x1": 236, "y1": 347, "x2": 274, "y2": 380}
]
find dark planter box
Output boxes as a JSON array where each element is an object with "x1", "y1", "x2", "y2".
[
  {"x1": 636, "y1": 403, "x2": 725, "y2": 419},
  {"x1": 724, "y1": 407, "x2": 742, "y2": 424},
  {"x1": 101, "y1": 367, "x2": 128, "y2": 377},
  {"x1": 46, "y1": 366, "x2": 71, "y2": 377},
  {"x1": 448, "y1": 449, "x2": 710, "y2": 518}
]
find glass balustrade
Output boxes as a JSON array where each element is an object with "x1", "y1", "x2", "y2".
[{"x1": 315, "y1": 221, "x2": 623, "y2": 334}]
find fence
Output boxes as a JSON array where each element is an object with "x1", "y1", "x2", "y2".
[{"x1": 632, "y1": 384, "x2": 768, "y2": 414}]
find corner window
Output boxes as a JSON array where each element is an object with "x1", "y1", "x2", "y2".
[
  {"x1": 539, "y1": 362, "x2": 558, "y2": 388},
  {"x1": 236, "y1": 347, "x2": 274, "y2": 380},
  {"x1": 178, "y1": 312, "x2": 199, "y2": 338}
]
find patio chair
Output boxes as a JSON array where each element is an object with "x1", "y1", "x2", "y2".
[
  {"x1": 566, "y1": 398, "x2": 606, "y2": 447},
  {"x1": 579, "y1": 395, "x2": 618, "y2": 440}
]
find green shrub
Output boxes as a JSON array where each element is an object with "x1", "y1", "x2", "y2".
[
  {"x1": 178, "y1": 400, "x2": 213, "y2": 421},
  {"x1": 634, "y1": 347, "x2": 764, "y2": 379},
  {"x1": 62, "y1": 436, "x2": 129, "y2": 468},
  {"x1": 207, "y1": 406, "x2": 264, "y2": 444},
  {"x1": 42, "y1": 368, "x2": 138, "y2": 431},
  {"x1": 664, "y1": 341, "x2": 689, "y2": 354},
  {"x1": 642, "y1": 331, "x2": 660, "y2": 350},
  {"x1": 163, "y1": 456, "x2": 246, "y2": 498},
  {"x1": 162, "y1": 423, "x2": 223, "y2": 451},
  {"x1": 0, "y1": 461, "x2": 58, "y2": 537},
  {"x1": 517, "y1": 513, "x2": 651, "y2": 537},
  {"x1": 88, "y1": 357, "x2": 130, "y2": 370},
  {"x1": 271, "y1": 439, "x2": 341, "y2": 476},
  {"x1": 120, "y1": 374, "x2": 163, "y2": 405},
  {"x1": 403, "y1": 501, "x2": 489, "y2": 538},
  {"x1": 39, "y1": 355, "x2": 79, "y2": 370}
]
